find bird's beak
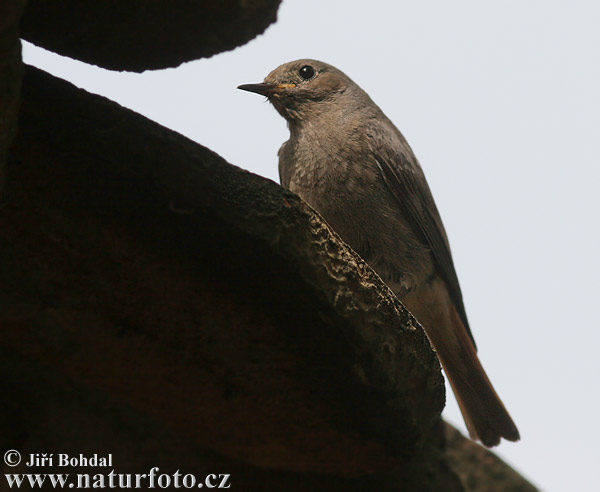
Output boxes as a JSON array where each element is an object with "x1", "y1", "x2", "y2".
[{"x1": 237, "y1": 83, "x2": 296, "y2": 96}]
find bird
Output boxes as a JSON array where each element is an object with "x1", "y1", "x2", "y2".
[{"x1": 238, "y1": 59, "x2": 519, "y2": 447}]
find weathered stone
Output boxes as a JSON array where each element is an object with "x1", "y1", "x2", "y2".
[{"x1": 20, "y1": 0, "x2": 281, "y2": 71}]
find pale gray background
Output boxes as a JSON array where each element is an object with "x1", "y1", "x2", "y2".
[{"x1": 23, "y1": 1, "x2": 600, "y2": 490}]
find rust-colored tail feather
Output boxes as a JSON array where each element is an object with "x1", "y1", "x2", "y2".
[{"x1": 431, "y1": 306, "x2": 520, "y2": 447}]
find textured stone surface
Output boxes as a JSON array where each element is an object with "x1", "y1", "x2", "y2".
[{"x1": 20, "y1": 0, "x2": 282, "y2": 71}]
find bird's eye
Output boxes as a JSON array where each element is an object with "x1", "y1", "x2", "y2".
[{"x1": 299, "y1": 65, "x2": 316, "y2": 80}]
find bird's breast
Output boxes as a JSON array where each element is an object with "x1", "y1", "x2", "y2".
[{"x1": 280, "y1": 131, "x2": 434, "y2": 291}]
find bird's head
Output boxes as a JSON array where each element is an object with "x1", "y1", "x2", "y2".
[{"x1": 238, "y1": 59, "x2": 359, "y2": 122}]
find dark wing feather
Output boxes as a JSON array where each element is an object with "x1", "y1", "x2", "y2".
[{"x1": 374, "y1": 151, "x2": 476, "y2": 347}]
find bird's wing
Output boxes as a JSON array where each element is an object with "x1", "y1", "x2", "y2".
[{"x1": 373, "y1": 145, "x2": 475, "y2": 347}]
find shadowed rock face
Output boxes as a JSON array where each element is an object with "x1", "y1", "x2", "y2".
[{"x1": 20, "y1": 0, "x2": 282, "y2": 71}]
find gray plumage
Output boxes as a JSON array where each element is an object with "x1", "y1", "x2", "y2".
[{"x1": 239, "y1": 59, "x2": 519, "y2": 447}]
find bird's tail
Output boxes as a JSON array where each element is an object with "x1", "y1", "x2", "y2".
[{"x1": 428, "y1": 305, "x2": 520, "y2": 447}]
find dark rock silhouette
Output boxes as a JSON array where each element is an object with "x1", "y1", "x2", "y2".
[{"x1": 20, "y1": 0, "x2": 282, "y2": 71}]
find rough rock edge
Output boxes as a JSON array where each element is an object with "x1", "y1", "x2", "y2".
[{"x1": 20, "y1": 0, "x2": 282, "y2": 71}]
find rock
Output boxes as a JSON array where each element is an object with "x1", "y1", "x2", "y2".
[
  {"x1": 20, "y1": 0, "x2": 282, "y2": 71},
  {"x1": 445, "y1": 424, "x2": 538, "y2": 492}
]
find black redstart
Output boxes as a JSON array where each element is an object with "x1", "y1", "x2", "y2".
[{"x1": 239, "y1": 59, "x2": 519, "y2": 447}]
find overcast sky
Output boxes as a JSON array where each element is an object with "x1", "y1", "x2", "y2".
[{"x1": 23, "y1": 1, "x2": 600, "y2": 490}]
